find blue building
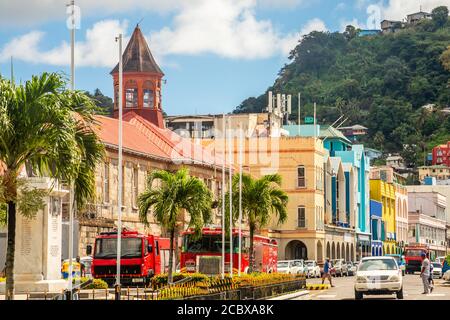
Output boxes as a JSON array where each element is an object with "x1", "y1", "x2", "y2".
[{"x1": 370, "y1": 200, "x2": 383, "y2": 256}]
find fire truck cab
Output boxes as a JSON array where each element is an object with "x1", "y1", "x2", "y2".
[{"x1": 91, "y1": 228, "x2": 170, "y2": 286}]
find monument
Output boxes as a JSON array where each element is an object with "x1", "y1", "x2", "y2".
[{"x1": 0, "y1": 176, "x2": 69, "y2": 294}]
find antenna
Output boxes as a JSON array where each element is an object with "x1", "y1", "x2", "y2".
[{"x1": 137, "y1": 18, "x2": 144, "y2": 26}]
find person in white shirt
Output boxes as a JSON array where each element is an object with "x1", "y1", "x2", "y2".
[{"x1": 420, "y1": 252, "x2": 431, "y2": 294}]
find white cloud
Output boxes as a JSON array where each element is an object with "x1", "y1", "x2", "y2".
[
  {"x1": 0, "y1": 0, "x2": 327, "y2": 66},
  {"x1": 336, "y1": 2, "x2": 346, "y2": 11},
  {"x1": 149, "y1": 0, "x2": 326, "y2": 59},
  {"x1": 0, "y1": 20, "x2": 128, "y2": 67}
]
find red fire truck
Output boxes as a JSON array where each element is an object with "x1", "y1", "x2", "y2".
[
  {"x1": 180, "y1": 227, "x2": 278, "y2": 275},
  {"x1": 91, "y1": 228, "x2": 170, "y2": 286},
  {"x1": 404, "y1": 243, "x2": 429, "y2": 274}
]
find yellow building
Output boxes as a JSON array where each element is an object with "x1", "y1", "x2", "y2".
[
  {"x1": 370, "y1": 179, "x2": 396, "y2": 254},
  {"x1": 204, "y1": 136, "x2": 326, "y2": 262}
]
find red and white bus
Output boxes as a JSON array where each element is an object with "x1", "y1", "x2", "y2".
[{"x1": 180, "y1": 227, "x2": 278, "y2": 275}]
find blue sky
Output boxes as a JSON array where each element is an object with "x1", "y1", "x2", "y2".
[{"x1": 0, "y1": 0, "x2": 447, "y2": 115}]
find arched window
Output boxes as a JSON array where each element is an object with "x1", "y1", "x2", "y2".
[
  {"x1": 114, "y1": 86, "x2": 119, "y2": 110},
  {"x1": 143, "y1": 81, "x2": 154, "y2": 108},
  {"x1": 125, "y1": 80, "x2": 138, "y2": 108}
]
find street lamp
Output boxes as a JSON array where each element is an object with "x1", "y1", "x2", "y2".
[{"x1": 115, "y1": 33, "x2": 124, "y2": 300}]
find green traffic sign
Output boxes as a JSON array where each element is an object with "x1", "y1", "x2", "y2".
[{"x1": 304, "y1": 116, "x2": 314, "y2": 124}]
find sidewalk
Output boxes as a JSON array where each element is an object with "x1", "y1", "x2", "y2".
[{"x1": 267, "y1": 290, "x2": 309, "y2": 300}]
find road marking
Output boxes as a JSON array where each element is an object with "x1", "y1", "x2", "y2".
[
  {"x1": 316, "y1": 294, "x2": 336, "y2": 298},
  {"x1": 426, "y1": 293, "x2": 445, "y2": 297}
]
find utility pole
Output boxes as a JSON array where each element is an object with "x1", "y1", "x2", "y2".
[
  {"x1": 115, "y1": 33, "x2": 123, "y2": 300},
  {"x1": 221, "y1": 115, "x2": 226, "y2": 279},
  {"x1": 298, "y1": 93, "x2": 301, "y2": 136},
  {"x1": 228, "y1": 119, "x2": 233, "y2": 277},
  {"x1": 66, "y1": 0, "x2": 76, "y2": 301},
  {"x1": 238, "y1": 125, "x2": 243, "y2": 276}
]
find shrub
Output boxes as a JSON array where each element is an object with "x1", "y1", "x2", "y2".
[{"x1": 84, "y1": 279, "x2": 108, "y2": 289}]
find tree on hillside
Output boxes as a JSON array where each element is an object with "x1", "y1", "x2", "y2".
[
  {"x1": 225, "y1": 174, "x2": 288, "y2": 273},
  {"x1": 138, "y1": 168, "x2": 212, "y2": 283},
  {"x1": 0, "y1": 73, "x2": 105, "y2": 300},
  {"x1": 432, "y1": 6, "x2": 449, "y2": 29},
  {"x1": 85, "y1": 89, "x2": 114, "y2": 116},
  {"x1": 344, "y1": 25, "x2": 358, "y2": 41},
  {"x1": 441, "y1": 46, "x2": 450, "y2": 72}
]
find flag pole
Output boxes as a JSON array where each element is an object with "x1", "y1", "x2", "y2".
[
  {"x1": 238, "y1": 125, "x2": 243, "y2": 276},
  {"x1": 228, "y1": 118, "x2": 233, "y2": 277},
  {"x1": 115, "y1": 33, "x2": 123, "y2": 300},
  {"x1": 221, "y1": 115, "x2": 226, "y2": 279}
]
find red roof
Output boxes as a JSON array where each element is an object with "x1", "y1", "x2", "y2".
[{"x1": 95, "y1": 113, "x2": 228, "y2": 169}]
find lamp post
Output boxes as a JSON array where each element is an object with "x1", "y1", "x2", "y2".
[
  {"x1": 115, "y1": 33, "x2": 123, "y2": 300},
  {"x1": 66, "y1": 0, "x2": 76, "y2": 300}
]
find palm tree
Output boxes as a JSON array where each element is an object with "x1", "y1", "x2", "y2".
[
  {"x1": 225, "y1": 173, "x2": 288, "y2": 273},
  {"x1": 138, "y1": 168, "x2": 213, "y2": 284},
  {"x1": 0, "y1": 73, "x2": 105, "y2": 300}
]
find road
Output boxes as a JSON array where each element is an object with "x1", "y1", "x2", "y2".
[{"x1": 294, "y1": 274, "x2": 450, "y2": 300}]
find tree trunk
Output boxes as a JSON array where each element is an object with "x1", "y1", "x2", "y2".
[
  {"x1": 5, "y1": 201, "x2": 16, "y2": 300},
  {"x1": 168, "y1": 229, "x2": 175, "y2": 284},
  {"x1": 248, "y1": 226, "x2": 254, "y2": 274}
]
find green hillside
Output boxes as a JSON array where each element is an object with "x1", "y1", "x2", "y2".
[{"x1": 234, "y1": 6, "x2": 450, "y2": 168}]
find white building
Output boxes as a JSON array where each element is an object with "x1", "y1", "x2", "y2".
[{"x1": 407, "y1": 189, "x2": 447, "y2": 257}]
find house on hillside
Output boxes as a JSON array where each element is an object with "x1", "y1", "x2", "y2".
[
  {"x1": 407, "y1": 11, "x2": 432, "y2": 24},
  {"x1": 380, "y1": 20, "x2": 404, "y2": 33}
]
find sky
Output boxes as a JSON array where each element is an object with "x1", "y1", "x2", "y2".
[{"x1": 0, "y1": 0, "x2": 448, "y2": 116}]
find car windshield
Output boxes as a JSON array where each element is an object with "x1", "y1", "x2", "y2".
[
  {"x1": 278, "y1": 262, "x2": 289, "y2": 268},
  {"x1": 182, "y1": 234, "x2": 241, "y2": 253},
  {"x1": 358, "y1": 259, "x2": 398, "y2": 271},
  {"x1": 432, "y1": 263, "x2": 441, "y2": 268},
  {"x1": 405, "y1": 249, "x2": 426, "y2": 257},
  {"x1": 306, "y1": 262, "x2": 314, "y2": 267},
  {"x1": 94, "y1": 238, "x2": 142, "y2": 259}
]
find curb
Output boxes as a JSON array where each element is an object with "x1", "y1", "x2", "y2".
[
  {"x1": 267, "y1": 290, "x2": 309, "y2": 300},
  {"x1": 305, "y1": 284, "x2": 330, "y2": 290}
]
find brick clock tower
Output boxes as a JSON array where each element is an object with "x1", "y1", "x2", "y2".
[{"x1": 111, "y1": 25, "x2": 165, "y2": 128}]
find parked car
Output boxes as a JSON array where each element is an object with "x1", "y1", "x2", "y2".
[
  {"x1": 292, "y1": 260, "x2": 307, "y2": 275},
  {"x1": 346, "y1": 261, "x2": 357, "y2": 276},
  {"x1": 277, "y1": 260, "x2": 303, "y2": 274},
  {"x1": 333, "y1": 259, "x2": 349, "y2": 277},
  {"x1": 305, "y1": 260, "x2": 321, "y2": 278},
  {"x1": 354, "y1": 256, "x2": 403, "y2": 300},
  {"x1": 436, "y1": 256, "x2": 446, "y2": 265},
  {"x1": 431, "y1": 262, "x2": 443, "y2": 279},
  {"x1": 386, "y1": 254, "x2": 406, "y2": 276}
]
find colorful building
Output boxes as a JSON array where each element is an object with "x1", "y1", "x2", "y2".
[
  {"x1": 284, "y1": 124, "x2": 371, "y2": 260},
  {"x1": 432, "y1": 142, "x2": 450, "y2": 167},
  {"x1": 370, "y1": 199, "x2": 383, "y2": 256},
  {"x1": 370, "y1": 179, "x2": 396, "y2": 255},
  {"x1": 204, "y1": 135, "x2": 327, "y2": 263}
]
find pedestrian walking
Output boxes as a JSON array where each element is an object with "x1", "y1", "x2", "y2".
[
  {"x1": 420, "y1": 252, "x2": 431, "y2": 294},
  {"x1": 429, "y1": 259, "x2": 434, "y2": 293},
  {"x1": 321, "y1": 258, "x2": 334, "y2": 287}
]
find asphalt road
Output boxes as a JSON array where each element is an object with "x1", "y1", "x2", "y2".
[{"x1": 294, "y1": 274, "x2": 450, "y2": 300}]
